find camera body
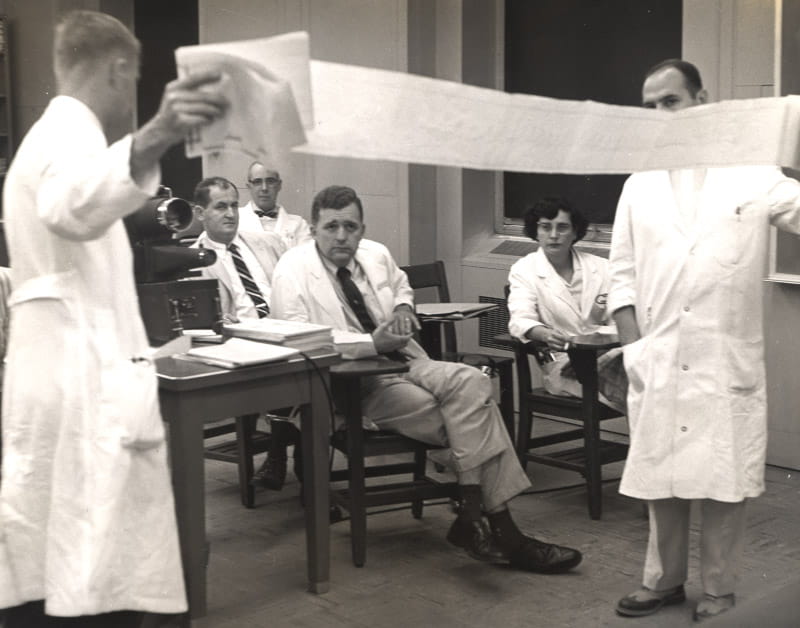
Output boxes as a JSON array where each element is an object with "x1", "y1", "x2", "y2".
[{"x1": 125, "y1": 187, "x2": 223, "y2": 344}]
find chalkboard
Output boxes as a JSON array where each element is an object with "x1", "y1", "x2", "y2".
[{"x1": 503, "y1": 0, "x2": 682, "y2": 224}]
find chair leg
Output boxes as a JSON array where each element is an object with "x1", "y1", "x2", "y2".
[
  {"x1": 516, "y1": 395, "x2": 532, "y2": 471},
  {"x1": 411, "y1": 448, "x2": 426, "y2": 519},
  {"x1": 497, "y1": 361, "x2": 515, "y2": 444},
  {"x1": 235, "y1": 414, "x2": 260, "y2": 508},
  {"x1": 342, "y1": 394, "x2": 368, "y2": 567}
]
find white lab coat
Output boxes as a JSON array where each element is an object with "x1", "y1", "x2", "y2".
[
  {"x1": 238, "y1": 201, "x2": 312, "y2": 248},
  {"x1": 609, "y1": 166, "x2": 800, "y2": 502},
  {"x1": 0, "y1": 97, "x2": 186, "y2": 615},
  {"x1": 507, "y1": 248, "x2": 623, "y2": 405},
  {"x1": 191, "y1": 230, "x2": 286, "y2": 320},
  {"x1": 271, "y1": 238, "x2": 427, "y2": 360}
]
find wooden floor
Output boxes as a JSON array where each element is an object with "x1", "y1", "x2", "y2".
[{"x1": 191, "y1": 419, "x2": 800, "y2": 628}]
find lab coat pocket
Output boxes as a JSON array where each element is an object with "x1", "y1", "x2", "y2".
[
  {"x1": 711, "y1": 206, "x2": 756, "y2": 267},
  {"x1": 99, "y1": 359, "x2": 165, "y2": 450},
  {"x1": 622, "y1": 337, "x2": 648, "y2": 394},
  {"x1": 726, "y1": 338, "x2": 763, "y2": 394}
]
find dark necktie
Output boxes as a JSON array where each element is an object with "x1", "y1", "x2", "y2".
[
  {"x1": 336, "y1": 267, "x2": 376, "y2": 332},
  {"x1": 228, "y1": 242, "x2": 270, "y2": 318},
  {"x1": 254, "y1": 209, "x2": 278, "y2": 219}
]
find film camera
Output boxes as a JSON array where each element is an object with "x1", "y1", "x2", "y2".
[{"x1": 124, "y1": 186, "x2": 223, "y2": 344}]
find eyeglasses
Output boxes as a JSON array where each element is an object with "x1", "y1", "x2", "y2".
[
  {"x1": 248, "y1": 177, "x2": 281, "y2": 187},
  {"x1": 537, "y1": 222, "x2": 572, "y2": 234}
]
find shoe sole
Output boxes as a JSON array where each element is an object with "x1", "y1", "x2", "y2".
[
  {"x1": 509, "y1": 552, "x2": 583, "y2": 574},
  {"x1": 615, "y1": 592, "x2": 686, "y2": 617}
]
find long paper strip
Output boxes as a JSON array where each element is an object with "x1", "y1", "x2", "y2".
[{"x1": 176, "y1": 32, "x2": 800, "y2": 174}]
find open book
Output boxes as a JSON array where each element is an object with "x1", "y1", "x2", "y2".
[
  {"x1": 177, "y1": 337, "x2": 300, "y2": 369},
  {"x1": 415, "y1": 302, "x2": 498, "y2": 320}
]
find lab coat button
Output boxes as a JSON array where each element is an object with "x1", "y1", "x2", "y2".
[
  {"x1": 680, "y1": 426, "x2": 687, "y2": 432},
  {"x1": 683, "y1": 306, "x2": 690, "y2": 312},
  {"x1": 681, "y1": 364, "x2": 689, "y2": 371}
]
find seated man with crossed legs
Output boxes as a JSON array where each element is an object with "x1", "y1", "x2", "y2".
[{"x1": 271, "y1": 184, "x2": 582, "y2": 572}]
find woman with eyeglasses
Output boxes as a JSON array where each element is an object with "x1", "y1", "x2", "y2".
[{"x1": 507, "y1": 196, "x2": 626, "y2": 412}]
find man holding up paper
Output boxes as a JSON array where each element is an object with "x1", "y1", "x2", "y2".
[
  {"x1": 610, "y1": 59, "x2": 800, "y2": 621},
  {"x1": 0, "y1": 10, "x2": 226, "y2": 626},
  {"x1": 272, "y1": 184, "x2": 583, "y2": 573}
]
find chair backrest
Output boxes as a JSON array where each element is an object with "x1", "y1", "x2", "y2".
[{"x1": 401, "y1": 261, "x2": 457, "y2": 354}]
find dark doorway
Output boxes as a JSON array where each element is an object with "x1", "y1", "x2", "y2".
[{"x1": 134, "y1": 0, "x2": 201, "y2": 202}]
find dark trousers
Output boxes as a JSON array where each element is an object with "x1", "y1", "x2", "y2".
[{"x1": 2, "y1": 600, "x2": 144, "y2": 628}]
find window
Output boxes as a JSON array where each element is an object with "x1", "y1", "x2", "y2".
[{"x1": 500, "y1": 0, "x2": 682, "y2": 239}]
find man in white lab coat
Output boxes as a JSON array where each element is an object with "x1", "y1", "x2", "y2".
[
  {"x1": 237, "y1": 162, "x2": 312, "y2": 248},
  {"x1": 610, "y1": 59, "x2": 800, "y2": 621},
  {"x1": 273, "y1": 184, "x2": 583, "y2": 574},
  {"x1": 0, "y1": 10, "x2": 226, "y2": 627}
]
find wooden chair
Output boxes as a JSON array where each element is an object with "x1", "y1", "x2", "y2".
[
  {"x1": 329, "y1": 358, "x2": 458, "y2": 567},
  {"x1": 400, "y1": 261, "x2": 515, "y2": 441},
  {"x1": 203, "y1": 414, "x2": 271, "y2": 508},
  {"x1": 495, "y1": 330, "x2": 627, "y2": 520}
]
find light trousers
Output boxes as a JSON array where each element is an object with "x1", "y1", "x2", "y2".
[
  {"x1": 360, "y1": 357, "x2": 531, "y2": 511},
  {"x1": 643, "y1": 497, "x2": 747, "y2": 596}
]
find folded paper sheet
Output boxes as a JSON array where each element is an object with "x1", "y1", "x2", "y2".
[{"x1": 176, "y1": 32, "x2": 800, "y2": 174}]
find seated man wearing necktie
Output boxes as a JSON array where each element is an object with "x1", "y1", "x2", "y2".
[
  {"x1": 191, "y1": 176, "x2": 301, "y2": 490},
  {"x1": 271, "y1": 184, "x2": 582, "y2": 573},
  {"x1": 237, "y1": 162, "x2": 312, "y2": 248},
  {"x1": 191, "y1": 176, "x2": 286, "y2": 322}
]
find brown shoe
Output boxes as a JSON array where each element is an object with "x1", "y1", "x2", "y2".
[{"x1": 616, "y1": 585, "x2": 686, "y2": 617}]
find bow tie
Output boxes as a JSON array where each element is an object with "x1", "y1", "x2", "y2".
[{"x1": 254, "y1": 209, "x2": 278, "y2": 219}]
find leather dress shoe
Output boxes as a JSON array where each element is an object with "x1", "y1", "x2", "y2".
[
  {"x1": 446, "y1": 516, "x2": 506, "y2": 563},
  {"x1": 616, "y1": 585, "x2": 686, "y2": 617},
  {"x1": 506, "y1": 537, "x2": 583, "y2": 574},
  {"x1": 251, "y1": 453, "x2": 287, "y2": 490}
]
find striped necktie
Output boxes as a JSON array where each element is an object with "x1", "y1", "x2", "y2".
[{"x1": 228, "y1": 242, "x2": 269, "y2": 318}]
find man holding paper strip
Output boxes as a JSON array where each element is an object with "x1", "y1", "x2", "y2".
[
  {"x1": 610, "y1": 59, "x2": 800, "y2": 622},
  {"x1": 273, "y1": 185, "x2": 582, "y2": 574},
  {"x1": 0, "y1": 9, "x2": 227, "y2": 627}
]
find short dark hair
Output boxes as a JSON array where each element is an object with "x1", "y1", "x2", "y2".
[
  {"x1": 523, "y1": 196, "x2": 588, "y2": 242},
  {"x1": 311, "y1": 185, "x2": 364, "y2": 223},
  {"x1": 193, "y1": 176, "x2": 238, "y2": 209},
  {"x1": 644, "y1": 58, "x2": 703, "y2": 96},
  {"x1": 54, "y1": 11, "x2": 140, "y2": 76}
]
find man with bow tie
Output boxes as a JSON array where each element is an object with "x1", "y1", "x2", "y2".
[{"x1": 237, "y1": 162, "x2": 312, "y2": 248}]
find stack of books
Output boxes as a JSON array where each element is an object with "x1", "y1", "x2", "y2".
[{"x1": 223, "y1": 318, "x2": 334, "y2": 352}]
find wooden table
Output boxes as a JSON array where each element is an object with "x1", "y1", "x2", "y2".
[{"x1": 157, "y1": 349, "x2": 339, "y2": 622}]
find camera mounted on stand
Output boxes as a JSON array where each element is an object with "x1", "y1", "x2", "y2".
[{"x1": 125, "y1": 186, "x2": 223, "y2": 344}]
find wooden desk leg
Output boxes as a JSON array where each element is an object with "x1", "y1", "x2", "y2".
[
  {"x1": 300, "y1": 371, "x2": 331, "y2": 594},
  {"x1": 165, "y1": 405, "x2": 207, "y2": 621},
  {"x1": 570, "y1": 349, "x2": 603, "y2": 520}
]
